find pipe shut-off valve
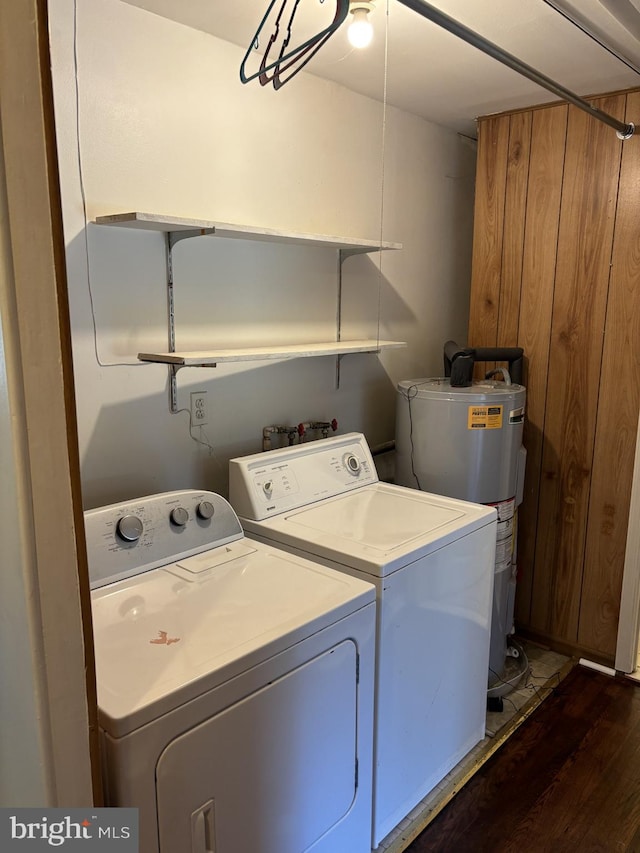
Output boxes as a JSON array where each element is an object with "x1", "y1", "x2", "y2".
[{"x1": 298, "y1": 419, "x2": 338, "y2": 441}]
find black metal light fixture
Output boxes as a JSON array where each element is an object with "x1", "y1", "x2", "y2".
[{"x1": 240, "y1": 0, "x2": 637, "y2": 139}]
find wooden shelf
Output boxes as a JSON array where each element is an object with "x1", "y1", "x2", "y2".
[
  {"x1": 95, "y1": 211, "x2": 405, "y2": 391},
  {"x1": 95, "y1": 212, "x2": 402, "y2": 253},
  {"x1": 138, "y1": 339, "x2": 407, "y2": 367}
]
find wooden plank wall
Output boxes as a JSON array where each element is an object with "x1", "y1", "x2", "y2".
[{"x1": 468, "y1": 89, "x2": 640, "y2": 663}]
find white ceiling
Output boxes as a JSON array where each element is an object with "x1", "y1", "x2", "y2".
[{"x1": 121, "y1": 0, "x2": 640, "y2": 135}]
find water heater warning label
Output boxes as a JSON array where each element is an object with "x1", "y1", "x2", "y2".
[{"x1": 467, "y1": 405, "x2": 503, "y2": 430}]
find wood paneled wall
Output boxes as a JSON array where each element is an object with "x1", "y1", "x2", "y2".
[{"x1": 469, "y1": 89, "x2": 640, "y2": 663}]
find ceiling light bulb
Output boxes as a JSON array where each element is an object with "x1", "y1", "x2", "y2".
[{"x1": 348, "y1": 8, "x2": 373, "y2": 48}]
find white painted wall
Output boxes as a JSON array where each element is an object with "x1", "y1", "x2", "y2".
[{"x1": 49, "y1": 0, "x2": 476, "y2": 509}]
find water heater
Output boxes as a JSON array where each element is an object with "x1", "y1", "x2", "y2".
[{"x1": 395, "y1": 345, "x2": 526, "y2": 688}]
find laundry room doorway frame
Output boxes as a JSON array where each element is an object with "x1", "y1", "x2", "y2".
[
  {"x1": 615, "y1": 411, "x2": 640, "y2": 674},
  {"x1": 0, "y1": 0, "x2": 99, "y2": 805}
]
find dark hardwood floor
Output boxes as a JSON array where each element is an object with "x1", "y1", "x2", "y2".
[{"x1": 407, "y1": 665, "x2": 640, "y2": 853}]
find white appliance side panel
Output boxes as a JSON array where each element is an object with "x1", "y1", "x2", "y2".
[
  {"x1": 100, "y1": 604, "x2": 375, "y2": 853},
  {"x1": 243, "y1": 526, "x2": 495, "y2": 845},
  {"x1": 156, "y1": 640, "x2": 367, "y2": 853},
  {"x1": 373, "y1": 526, "x2": 495, "y2": 844}
]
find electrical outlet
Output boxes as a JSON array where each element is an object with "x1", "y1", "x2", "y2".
[{"x1": 190, "y1": 391, "x2": 208, "y2": 427}]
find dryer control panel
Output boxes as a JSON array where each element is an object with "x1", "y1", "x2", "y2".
[
  {"x1": 229, "y1": 433, "x2": 378, "y2": 520},
  {"x1": 84, "y1": 490, "x2": 243, "y2": 589}
]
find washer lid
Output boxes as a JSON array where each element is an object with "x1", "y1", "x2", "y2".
[
  {"x1": 244, "y1": 482, "x2": 496, "y2": 577},
  {"x1": 91, "y1": 538, "x2": 374, "y2": 737},
  {"x1": 287, "y1": 488, "x2": 463, "y2": 549}
]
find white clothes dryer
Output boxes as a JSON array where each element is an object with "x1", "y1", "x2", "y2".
[
  {"x1": 85, "y1": 489, "x2": 376, "y2": 853},
  {"x1": 229, "y1": 434, "x2": 497, "y2": 847}
]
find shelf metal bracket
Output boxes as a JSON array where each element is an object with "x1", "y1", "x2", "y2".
[
  {"x1": 168, "y1": 364, "x2": 181, "y2": 413},
  {"x1": 335, "y1": 246, "x2": 384, "y2": 389},
  {"x1": 336, "y1": 249, "x2": 344, "y2": 389},
  {"x1": 165, "y1": 227, "x2": 215, "y2": 413}
]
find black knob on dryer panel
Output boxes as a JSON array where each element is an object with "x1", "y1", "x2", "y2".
[
  {"x1": 117, "y1": 514, "x2": 144, "y2": 543},
  {"x1": 197, "y1": 500, "x2": 215, "y2": 520},
  {"x1": 171, "y1": 507, "x2": 189, "y2": 527}
]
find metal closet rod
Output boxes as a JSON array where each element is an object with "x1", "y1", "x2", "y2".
[{"x1": 396, "y1": 0, "x2": 635, "y2": 139}]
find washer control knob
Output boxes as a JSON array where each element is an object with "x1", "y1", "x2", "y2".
[
  {"x1": 263, "y1": 480, "x2": 273, "y2": 496},
  {"x1": 170, "y1": 507, "x2": 189, "y2": 527},
  {"x1": 117, "y1": 514, "x2": 144, "y2": 543},
  {"x1": 344, "y1": 453, "x2": 361, "y2": 474},
  {"x1": 196, "y1": 500, "x2": 215, "y2": 520}
]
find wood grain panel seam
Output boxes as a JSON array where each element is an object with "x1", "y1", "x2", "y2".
[
  {"x1": 515, "y1": 106, "x2": 569, "y2": 629},
  {"x1": 540, "y1": 96, "x2": 626, "y2": 642},
  {"x1": 576, "y1": 92, "x2": 630, "y2": 650},
  {"x1": 527, "y1": 107, "x2": 569, "y2": 632},
  {"x1": 515, "y1": 106, "x2": 568, "y2": 628},
  {"x1": 468, "y1": 116, "x2": 510, "y2": 374},
  {"x1": 496, "y1": 123, "x2": 510, "y2": 348},
  {"x1": 497, "y1": 113, "x2": 533, "y2": 346},
  {"x1": 514, "y1": 117, "x2": 533, "y2": 338}
]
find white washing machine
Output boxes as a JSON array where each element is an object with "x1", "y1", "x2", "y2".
[
  {"x1": 85, "y1": 489, "x2": 376, "y2": 853},
  {"x1": 229, "y1": 434, "x2": 497, "y2": 847}
]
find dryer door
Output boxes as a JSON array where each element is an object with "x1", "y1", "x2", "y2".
[{"x1": 156, "y1": 639, "x2": 361, "y2": 853}]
